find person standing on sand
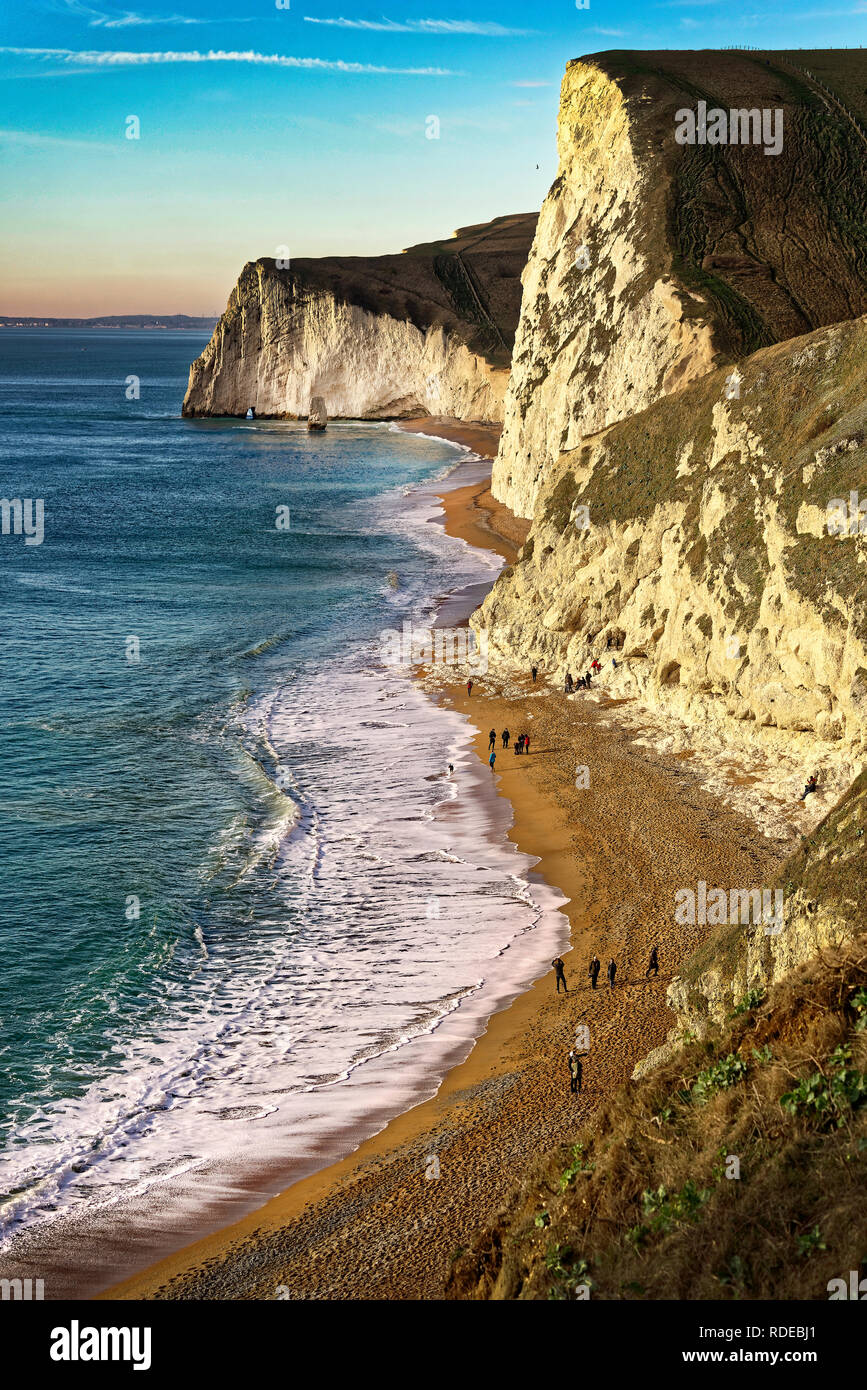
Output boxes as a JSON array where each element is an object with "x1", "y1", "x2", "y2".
[
  {"x1": 467, "y1": 678, "x2": 473, "y2": 696},
  {"x1": 588, "y1": 955, "x2": 601, "y2": 990},
  {"x1": 568, "y1": 1050, "x2": 582, "y2": 1095},
  {"x1": 532, "y1": 665, "x2": 538, "y2": 683},
  {"x1": 488, "y1": 728, "x2": 496, "y2": 752},
  {"x1": 552, "y1": 957, "x2": 568, "y2": 993},
  {"x1": 523, "y1": 732, "x2": 531, "y2": 754},
  {"x1": 607, "y1": 958, "x2": 617, "y2": 990},
  {"x1": 502, "y1": 728, "x2": 510, "y2": 748},
  {"x1": 488, "y1": 749, "x2": 496, "y2": 771},
  {"x1": 646, "y1": 946, "x2": 659, "y2": 978}
]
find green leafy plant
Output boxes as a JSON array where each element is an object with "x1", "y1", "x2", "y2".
[
  {"x1": 691, "y1": 1054, "x2": 749, "y2": 1103},
  {"x1": 640, "y1": 1180, "x2": 713, "y2": 1236},
  {"x1": 731, "y1": 988, "x2": 766, "y2": 1018},
  {"x1": 796, "y1": 1226, "x2": 827, "y2": 1257},
  {"x1": 780, "y1": 1044, "x2": 867, "y2": 1128},
  {"x1": 850, "y1": 987, "x2": 867, "y2": 1031},
  {"x1": 559, "y1": 1142, "x2": 593, "y2": 1191}
]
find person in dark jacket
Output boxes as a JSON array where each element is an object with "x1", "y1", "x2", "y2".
[
  {"x1": 568, "y1": 1050, "x2": 583, "y2": 1095},
  {"x1": 607, "y1": 958, "x2": 617, "y2": 989},
  {"x1": 588, "y1": 955, "x2": 601, "y2": 990},
  {"x1": 532, "y1": 665, "x2": 538, "y2": 683},
  {"x1": 488, "y1": 728, "x2": 496, "y2": 751},
  {"x1": 502, "y1": 728, "x2": 510, "y2": 748},
  {"x1": 646, "y1": 946, "x2": 659, "y2": 978},
  {"x1": 552, "y1": 957, "x2": 568, "y2": 993}
]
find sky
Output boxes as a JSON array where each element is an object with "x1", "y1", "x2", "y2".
[{"x1": 1, "y1": 0, "x2": 865, "y2": 315}]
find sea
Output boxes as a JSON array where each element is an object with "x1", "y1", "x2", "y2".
[{"x1": 0, "y1": 329, "x2": 567, "y2": 1295}]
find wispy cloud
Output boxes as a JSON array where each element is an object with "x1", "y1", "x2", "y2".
[
  {"x1": 359, "y1": 110, "x2": 512, "y2": 137},
  {"x1": 512, "y1": 80, "x2": 551, "y2": 88},
  {"x1": 742, "y1": 5, "x2": 866, "y2": 18},
  {"x1": 0, "y1": 126, "x2": 117, "y2": 149},
  {"x1": 57, "y1": 0, "x2": 209, "y2": 24},
  {"x1": 585, "y1": 26, "x2": 628, "y2": 35},
  {"x1": 303, "y1": 16, "x2": 535, "y2": 35},
  {"x1": 0, "y1": 47, "x2": 462, "y2": 75}
]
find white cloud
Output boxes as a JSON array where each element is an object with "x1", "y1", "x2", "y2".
[
  {"x1": 303, "y1": 16, "x2": 535, "y2": 35},
  {"x1": 512, "y1": 80, "x2": 551, "y2": 88},
  {"x1": 57, "y1": 0, "x2": 209, "y2": 23},
  {"x1": 0, "y1": 47, "x2": 463, "y2": 75},
  {"x1": 0, "y1": 126, "x2": 117, "y2": 149}
]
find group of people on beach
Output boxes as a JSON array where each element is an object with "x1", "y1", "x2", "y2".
[
  {"x1": 557, "y1": 948, "x2": 659, "y2": 1097},
  {"x1": 487, "y1": 728, "x2": 531, "y2": 768},
  {"x1": 552, "y1": 946, "x2": 659, "y2": 996}
]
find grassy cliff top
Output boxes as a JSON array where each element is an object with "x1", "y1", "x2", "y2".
[
  {"x1": 564, "y1": 50, "x2": 867, "y2": 360},
  {"x1": 245, "y1": 212, "x2": 538, "y2": 370}
]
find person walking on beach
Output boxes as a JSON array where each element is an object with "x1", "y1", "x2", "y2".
[
  {"x1": 467, "y1": 678, "x2": 474, "y2": 696},
  {"x1": 588, "y1": 954, "x2": 601, "y2": 990},
  {"x1": 523, "y1": 732, "x2": 531, "y2": 754},
  {"x1": 502, "y1": 728, "x2": 510, "y2": 748},
  {"x1": 568, "y1": 1050, "x2": 582, "y2": 1095},
  {"x1": 607, "y1": 958, "x2": 617, "y2": 990},
  {"x1": 532, "y1": 665, "x2": 538, "y2": 683},
  {"x1": 488, "y1": 749, "x2": 496, "y2": 772},
  {"x1": 488, "y1": 728, "x2": 496, "y2": 752},
  {"x1": 552, "y1": 957, "x2": 568, "y2": 993},
  {"x1": 646, "y1": 946, "x2": 659, "y2": 978}
]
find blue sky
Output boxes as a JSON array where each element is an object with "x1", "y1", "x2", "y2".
[{"x1": 1, "y1": 0, "x2": 864, "y2": 314}]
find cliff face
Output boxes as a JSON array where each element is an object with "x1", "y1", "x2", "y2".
[
  {"x1": 476, "y1": 315, "x2": 867, "y2": 749},
  {"x1": 183, "y1": 214, "x2": 536, "y2": 420},
  {"x1": 494, "y1": 51, "x2": 867, "y2": 517}
]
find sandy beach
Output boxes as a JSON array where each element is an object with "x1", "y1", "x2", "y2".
[{"x1": 100, "y1": 418, "x2": 787, "y2": 1301}]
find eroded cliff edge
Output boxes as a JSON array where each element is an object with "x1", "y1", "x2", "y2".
[
  {"x1": 183, "y1": 213, "x2": 536, "y2": 421},
  {"x1": 494, "y1": 50, "x2": 867, "y2": 518}
]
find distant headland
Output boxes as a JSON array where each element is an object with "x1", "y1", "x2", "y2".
[{"x1": 0, "y1": 315, "x2": 218, "y2": 330}]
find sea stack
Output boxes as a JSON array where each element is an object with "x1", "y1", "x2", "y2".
[{"x1": 307, "y1": 396, "x2": 327, "y2": 432}]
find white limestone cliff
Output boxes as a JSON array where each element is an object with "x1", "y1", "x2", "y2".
[{"x1": 491, "y1": 59, "x2": 719, "y2": 518}]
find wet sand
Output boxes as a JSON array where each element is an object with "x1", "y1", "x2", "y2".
[{"x1": 104, "y1": 438, "x2": 785, "y2": 1301}]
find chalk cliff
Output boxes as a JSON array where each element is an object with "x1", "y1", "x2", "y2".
[
  {"x1": 183, "y1": 214, "x2": 536, "y2": 421},
  {"x1": 493, "y1": 50, "x2": 867, "y2": 517},
  {"x1": 475, "y1": 314, "x2": 867, "y2": 747}
]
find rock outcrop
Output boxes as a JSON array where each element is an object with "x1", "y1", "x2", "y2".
[
  {"x1": 183, "y1": 214, "x2": 537, "y2": 421},
  {"x1": 493, "y1": 51, "x2": 867, "y2": 518},
  {"x1": 475, "y1": 314, "x2": 867, "y2": 749}
]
